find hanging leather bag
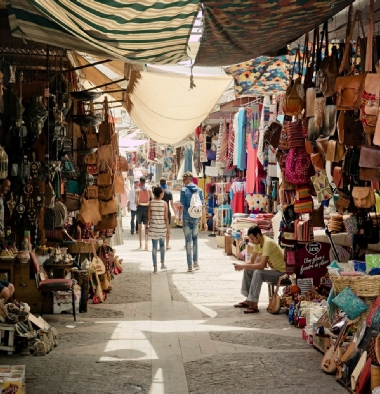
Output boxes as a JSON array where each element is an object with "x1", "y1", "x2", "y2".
[
  {"x1": 359, "y1": 145, "x2": 380, "y2": 182},
  {"x1": 264, "y1": 121, "x2": 282, "y2": 149},
  {"x1": 283, "y1": 49, "x2": 304, "y2": 117},
  {"x1": 79, "y1": 197, "x2": 102, "y2": 224},
  {"x1": 98, "y1": 185, "x2": 114, "y2": 201},
  {"x1": 336, "y1": 10, "x2": 366, "y2": 111},
  {"x1": 338, "y1": 110, "x2": 364, "y2": 146},
  {"x1": 99, "y1": 197, "x2": 118, "y2": 216},
  {"x1": 65, "y1": 193, "x2": 81, "y2": 211},
  {"x1": 352, "y1": 186, "x2": 376, "y2": 208},
  {"x1": 98, "y1": 213, "x2": 118, "y2": 230}
]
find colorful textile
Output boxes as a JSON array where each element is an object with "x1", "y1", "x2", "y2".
[
  {"x1": 218, "y1": 119, "x2": 229, "y2": 167},
  {"x1": 199, "y1": 133, "x2": 208, "y2": 163},
  {"x1": 226, "y1": 114, "x2": 235, "y2": 169},
  {"x1": 7, "y1": 0, "x2": 199, "y2": 64},
  {"x1": 237, "y1": 108, "x2": 246, "y2": 170},
  {"x1": 193, "y1": 137, "x2": 201, "y2": 176},
  {"x1": 194, "y1": 0, "x2": 353, "y2": 67}
]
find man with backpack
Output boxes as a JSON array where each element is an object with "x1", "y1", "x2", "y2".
[
  {"x1": 135, "y1": 176, "x2": 154, "y2": 250},
  {"x1": 179, "y1": 172, "x2": 207, "y2": 272}
]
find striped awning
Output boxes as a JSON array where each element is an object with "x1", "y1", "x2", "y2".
[{"x1": 6, "y1": 0, "x2": 199, "y2": 64}]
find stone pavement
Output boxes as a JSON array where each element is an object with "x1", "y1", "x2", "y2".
[{"x1": 2, "y1": 215, "x2": 346, "y2": 394}]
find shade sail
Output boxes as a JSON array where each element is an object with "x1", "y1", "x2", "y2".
[
  {"x1": 119, "y1": 139, "x2": 148, "y2": 148},
  {"x1": 7, "y1": 0, "x2": 199, "y2": 64},
  {"x1": 195, "y1": 0, "x2": 354, "y2": 66},
  {"x1": 128, "y1": 71, "x2": 232, "y2": 144}
]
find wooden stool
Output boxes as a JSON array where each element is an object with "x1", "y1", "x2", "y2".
[{"x1": 267, "y1": 277, "x2": 293, "y2": 298}]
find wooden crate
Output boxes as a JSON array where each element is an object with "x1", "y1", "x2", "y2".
[{"x1": 312, "y1": 334, "x2": 330, "y2": 354}]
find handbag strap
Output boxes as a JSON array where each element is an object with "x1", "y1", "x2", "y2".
[
  {"x1": 339, "y1": 10, "x2": 366, "y2": 75},
  {"x1": 366, "y1": 0, "x2": 375, "y2": 72},
  {"x1": 274, "y1": 274, "x2": 288, "y2": 295}
]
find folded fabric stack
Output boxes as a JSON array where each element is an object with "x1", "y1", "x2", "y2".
[{"x1": 328, "y1": 214, "x2": 344, "y2": 234}]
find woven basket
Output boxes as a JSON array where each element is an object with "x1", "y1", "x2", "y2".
[
  {"x1": 330, "y1": 275, "x2": 380, "y2": 297},
  {"x1": 67, "y1": 242, "x2": 94, "y2": 254}
]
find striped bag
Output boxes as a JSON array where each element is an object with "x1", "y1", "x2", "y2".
[
  {"x1": 294, "y1": 186, "x2": 313, "y2": 214},
  {"x1": 285, "y1": 120, "x2": 304, "y2": 149}
]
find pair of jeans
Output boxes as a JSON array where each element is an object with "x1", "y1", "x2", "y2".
[
  {"x1": 241, "y1": 269, "x2": 284, "y2": 303},
  {"x1": 183, "y1": 218, "x2": 198, "y2": 267},
  {"x1": 130, "y1": 210, "x2": 138, "y2": 233},
  {"x1": 152, "y1": 238, "x2": 165, "y2": 267}
]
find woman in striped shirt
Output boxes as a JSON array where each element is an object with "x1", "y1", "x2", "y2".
[{"x1": 147, "y1": 186, "x2": 170, "y2": 273}]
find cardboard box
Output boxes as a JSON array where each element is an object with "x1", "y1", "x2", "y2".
[{"x1": 216, "y1": 236, "x2": 225, "y2": 248}]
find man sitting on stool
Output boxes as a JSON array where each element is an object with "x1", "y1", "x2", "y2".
[{"x1": 233, "y1": 226, "x2": 285, "y2": 314}]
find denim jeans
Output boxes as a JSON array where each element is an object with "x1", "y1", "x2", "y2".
[
  {"x1": 130, "y1": 210, "x2": 138, "y2": 233},
  {"x1": 152, "y1": 238, "x2": 165, "y2": 267},
  {"x1": 241, "y1": 269, "x2": 285, "y2": 303},
  {"x1": 183, "y1": 218, "x2": 198, "y2": 267}
]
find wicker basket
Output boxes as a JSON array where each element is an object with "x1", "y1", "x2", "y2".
[
  {"x1": 67, "y1": 241, "x2": 94, "y2": 254},
  {"x1": 330, "y1": 275, "x2": 380, "y2": 297}
]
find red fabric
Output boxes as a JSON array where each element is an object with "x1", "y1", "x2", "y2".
[
  {"x1": 246, "y1": 134, "x2": 257, "y2": 194},
  {"x1": 195, "y1": 126, "x2": 202, "y2": 139},
  {"x1": 233, "y1": 190, "x2": 245, "y2": 214}
]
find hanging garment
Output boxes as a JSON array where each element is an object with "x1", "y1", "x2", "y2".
[
  {"x1": 237, "y1": 108, "x2": 246, "y2": 170},
  {"x1": 233, "y1": 112, "x2": 239, "y2": 166},
  {"x1": 230, "y1": 182, "x2": 246, "y2": 214},
  {"x1": 216, "y1": 119, "x2": 223, "y2": 162},
  {"x1": 193, "y1": 136, "x2": 201, "y2": 175},
  {"x1": 246, "y1": 134, "x2": 258, "y2": 194},
  {"x1": 199, "y1": 133, "x2": 208, "y2": 163},
  {"x1": 218, "y1": 119, "x2": 229, "y2": 167},
  {"x1": 183, "y1": 144, "x2": 193, "y2": 172},
  {"x1": 226, "y1": 114, "x2": 235, "y2": 169}
]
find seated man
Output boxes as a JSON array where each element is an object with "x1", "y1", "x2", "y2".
[
  {"x1": 0, "y1": 280, "x2": 14, "y2": 302},
  {"x1": 233, "y1": 226, "x2": 285, "y2": 314}
]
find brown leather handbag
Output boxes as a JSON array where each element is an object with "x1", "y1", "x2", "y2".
[
  {"x1": 326, "y1": 140, "x2": 344, "y2": 162},
  {"x1": 98, "y1": 172, "x2": 112, "y2": 186},
  {"x1": 338, "y1": 111, "x2": 364, "y2": 146},
  {"x1": 79, "y1": 198, "x2": 102, "y2": 224},
  {"x1": 283, "y1": 76, "x2": 304, "y2": 117},
  {"x1": 335, "y1": 75, "x2": 366, "y2": 111},
  {"x1": 85, "y1": 152, "x2": 98, "y2": 165},
  {"x1": 114, "y1": 173, "x2": 125, "y2": 195},
  {"x1": 86, "y1": 133, "x2": 98, "y2": 149},
  {"x1": 359, "y1": 145, "x2": 380, "y2": 182},
  {"x1": 98, "y1": 185, "x2": 113, "y2": 201},
  {"x1": 333, "y1": 166, "x2": 344, "y2": 189},
  {"x1": 311, "y1": 152, "x2": 324, "y2": 172},
  {"x1": 65, "y1": 193, "x2": 81, "y2": 211},
  {"x1": 352, "y1": 187, "x2": 376, "y2": 208},
  {"x1": 98, "y1": 213, "x2": 118, "y2": 230},
  {"x1": 99, "y1": 197, "x2": 118, "y2": 216},
  {"x1": 86, "y1": 186, "x2": 98, "y2": 199},
  {"x1": 264, "y1": 121, "x2": 282, "y2": 149},
  {"x1": 336, "y1": 193, "x2": 350, "y2": 214}
]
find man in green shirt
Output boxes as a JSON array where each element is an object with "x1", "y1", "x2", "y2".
[{"x1": 234, "y1": 226, "x2": 286, "y2": 314}]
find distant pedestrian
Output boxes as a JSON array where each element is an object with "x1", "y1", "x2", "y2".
[
  {"x1": 135, "y1": 177, "x2": 154, "y2": 250},
  {"x1": 160, "y1": 177, "x2": 176, "y2": 250},
  {"x1": 179, "y1": 172, "x2": 207, "y2": 272},
  {"x1": 147, "y1": 186, "x2": 170, "y2": 273},
  {"x1": 127, "y1": 179, "x2": 139, "y2": 234}
]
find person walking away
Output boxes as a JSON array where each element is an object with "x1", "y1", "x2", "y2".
[
  {"x1": 135, "y1": 177, "x2": 154, "y2": 250},
  {"x1": 233, "y1": 226, "x2": 286, "y2": 313},
  {"x1": 147, "y1": 186, "x2": 170, "y2": 273},
  {"x1": 127, "y1": 179, "x2": 139, "y2": 234},
  {"x1": 159, "y1": 177, "x2": 176, "y2": 250},
  {"x1": 128, "y1": 164, "x2": 135, "y2": 187},
  {"x1": 179, "y1": 172, "x2": 207, "y2": 272}
]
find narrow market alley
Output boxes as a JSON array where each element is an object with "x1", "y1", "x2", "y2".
[{"x1": 3, "y1": 216, "x2": 344, "y2": 394}]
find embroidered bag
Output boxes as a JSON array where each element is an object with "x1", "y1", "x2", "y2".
[
  {"x1": 311, "y1": 170, "x2": 333, "y2": 202},
  {"x1": 285, "y1": 148, "x2": 313, "y2": 185}
]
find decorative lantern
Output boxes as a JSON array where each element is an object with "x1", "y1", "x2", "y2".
[{"x1": 0, "y1": 146, "x2": 8, "y2": 179}]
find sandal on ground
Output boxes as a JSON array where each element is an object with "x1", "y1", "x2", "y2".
[
  {"x1": 234, "y1": 302, "x2": 250, "y2": 308},
  {"x1": 166, "y1": 247, "x2": 171, "y2": 250},
  {"x1": 243, "y1": 307, "x2": 259, "y2": 314}
]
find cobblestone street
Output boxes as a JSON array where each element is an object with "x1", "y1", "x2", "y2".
[{"x1": 1, "y1": 216, "x2": 345, "y2": 394}]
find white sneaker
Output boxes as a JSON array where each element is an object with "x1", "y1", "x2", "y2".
[
  {"x1": 153, "y1": 267, "x2": 157, "y2": 274},
  {"x1": 193, "y1": 264, "x2": 200, "y2": 270}
]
